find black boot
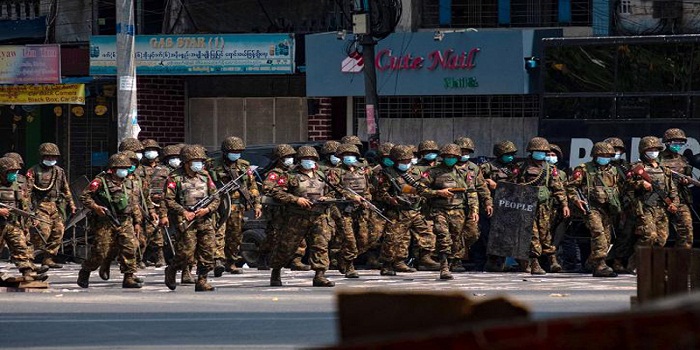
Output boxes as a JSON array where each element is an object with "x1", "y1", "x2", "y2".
[
  {"x1": 122, "y1": 273, "x2": 143, "y2": 289},
  {"x1": 439, "y1": 254, "x2": 453, "y2": 280},
  {"x1": 450, "y1": 259, "x2": 466, "y2": 273},
  {"x1": 312, "y1": 270, "x2": 335, "y2": 287},
  {"x1": 270, "y1": 268, "x2": 282, "y2": 287},
  {"x1": 195, "y1": 274, "x2": 215, "y2": 292},
  {"x1": 164, "y1": 265, "x2": 177, "y2": 290},
  {"x1": 394, "y1": 261, "x2": 417, "y2": 273},
  {"x1": 77, "y1": 269, "x2": 90, "y2": 288},
  {"x1": 593, "y1": 260, "x2": 618, "y2": 278},
  {"x1": 548, "y1": 255, "x2": 562, "y2": 273},
  {"x1": 344, "y1": 262, "x2": 360, "y2": 278},
  {"x1": 380, "y1": 262, "x2": 396, "y2": 276},
  {"x1": 213, "y1": 260, "x2": 225, "y2": 278},
  {"x1": 99, "y1": 261, "x2": 111, "y2": 281},
  {"x1": 416, "y1": 252, "x2": 441, "y2": 271}
]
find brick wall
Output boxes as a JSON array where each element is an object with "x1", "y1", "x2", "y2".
[
  {"x1": 136, "y1": 77, "x2": 186, "y2": 145},
  {"x1": 308, "y1": 97, "x2": 333, "y2": 141}
]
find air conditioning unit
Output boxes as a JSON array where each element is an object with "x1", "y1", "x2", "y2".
[{"x1": 652, "y1": 0, "x2": 682, "y2": 19}]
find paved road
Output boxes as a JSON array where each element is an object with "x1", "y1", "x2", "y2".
[{"x1": 0, "y1": 263, "x2": 636, "y2": 349}]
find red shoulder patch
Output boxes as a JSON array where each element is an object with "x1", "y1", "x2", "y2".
[
  {"x1": 167, "y1": 181, "x2": 176, "y2": 189},
  {"x1": 277, "y1": 177, "x2": 286, "y2": 186},
  {"x1": 572, "y1": 170, "x2": 582, "y2": 180},
  {"x1": 626, "y1": 171, "x2": 632, "y2": 178},
  {"x1": 88, "y1": 179, "x2": 100, "y2": 192},
  {"x1": 26, "y1": 169, "x2": 33, "y2": 179},
  {"x1": 267, "y1": 173, "x2": 278, "y2": 181},
  {"x1": 421, "y1": 171, "x2": 429, "y2": 178},
  {"x1": 512, "y1": 168, "x2": 519, "y2": 175},
  {"x1": 552, "y1": 168, "x2": 558, "y2": 177}
]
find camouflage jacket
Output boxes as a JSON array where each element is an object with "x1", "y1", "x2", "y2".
[
  {"x1": 208, "y1": 157, "x2": 261, "y2": 210},
  {"x1": 80, "y1": 172, "x2": 142, "y2": 225}
]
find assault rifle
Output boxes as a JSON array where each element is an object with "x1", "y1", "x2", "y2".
[
  {"x1": 0, "y1": 203, "x2": 52, "y2": 225},
  {"x1": 574, "y1": 187, "x2": 591, "y2": 215},
  {"x1": 630, "y1": 164, "x2": 675, "y2": 210},
  {"x1": 669, "y1": 169, "x2": 700, "y2": 187},
  {"x1": 260, "y1": 195, "x2": 354, "y2": 207},
  {"x1": 318, "y1": 174, "x2": 391, "y2": 223}
]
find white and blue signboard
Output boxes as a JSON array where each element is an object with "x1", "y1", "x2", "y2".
[{"x1": 90, "y1": 34, "x2": 295, "y2": 75}]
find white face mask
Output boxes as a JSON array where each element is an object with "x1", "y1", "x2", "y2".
[
  {"x1": 645, "y1": 151, "x2": 660, "y2": 160},
  {"x1": 613, "y1": 152, "x2": 622, "y2": 160},
  {"x1": 136, "y1": 152, "x2": 143, "y2": 161},
  {"x1": 168, "y1": 158, "x2": 181, "y2": 168},
  {"x1": 42, "y1": 159, "x2": 57, "y2": 167},
  {"x1": 282, "y1": 157, "x2": 294, "y2": 167},
  {"x1": 190, "y1": 161, "x2": 204, "y2": 172},
  {"x1": 411, "y1": 157, "x2": 418, "y2": 165},
  {"x1": 144, "y1": 150, "x2": 158, "y2": 160}
]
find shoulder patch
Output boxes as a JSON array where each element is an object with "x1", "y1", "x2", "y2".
[
  {"x1": 26, "y1": 169, "x2": 33, "y2": 179},
  {"x1": 267, "y1": 173, "x2": 278, "y2": 181},
  {"x1": 512, "y1": 168, "x2": 519, "y2": 175},
  {"x1": 167, "y1": 181, "x2": 177, "y2": 189},
  {"x1": 421, "y1": 171, "x2": 429, "y2": 178},
  {"x1": 88, "y1": 179, "x2": 101, "y2": 192},
  {"x1": 552, "y1": 168, "x2": 558, "y2": 177},
  {"x1": 277, "y1": 177, "x2": 287, "y2": 186}
]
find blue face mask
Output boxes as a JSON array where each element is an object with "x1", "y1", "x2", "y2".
[
  {"x1": 396, "y1": 163, "x2": 411, "y2": 172},
  {"x1": 343, "y1": 155, "x2": 357, "y2": 166},
  {"x1": 460, "y1": 155, "x2": 470, "y2": 162},
  {"x1": 128, "y1": 165, "x2": 136, "y2": 174},
  {"x1": 115, "y1": 169, "x2": 129, "y2": 178},
  {"x1": 501, "y1": 154, "x2": 515, "y2": 164},
  {"x1": 669, "y1": 144, "x2": 683, "y2": 154},
  {"x1": 532, "y1": 151, "x2": 547, "y2": 161},
  {"x1": 330, "y1": 155, "x2": 341, "y2": 165},
  {"x1": 300, "y1": 159, "x2": 316, "y2": 170},
  {"x1": 596, "y1": 157, "x2": 611, "y2": 166},
  {"x1": 443, "y1": 157, "x2": 458, "y2": 167},
  {"x1": 545, "y1": 156, "x2": 558, "y2": 165},
  {"x1": 382, "y1": 157, "x2": 394, "y2": 167},
  {"x1": 190, "y1": 161, "x2": 204, "y2": 172},
  {"x1": 424, "y1": 153, "x2": 438, "y2": 161},
  {"x1": 227, "y1": 153, "x2": 241, "y2": 162},
  {"x1": 6, "y1": 171, "x2": 17, "y2": 183}
]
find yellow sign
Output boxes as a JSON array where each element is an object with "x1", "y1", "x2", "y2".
[{"x1": 0, "y1": 84, "x2": 85, "y2": 105}]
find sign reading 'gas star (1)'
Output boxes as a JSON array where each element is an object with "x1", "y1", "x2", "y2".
[{"x1": 375, "y1": 47, "x2": 480, "y2": 72}]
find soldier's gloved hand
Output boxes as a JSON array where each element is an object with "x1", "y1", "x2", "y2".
[
  {"x1": 668, "y1": 204, "x2": 678, "y2": 214},
  {"x1": 486, "y1": 179, "x2": 497, "y2": 190},
  {"x1": 642, "y1": 181, "x2": 652, "y2": 191},
  {"x1": 562, "y1": 206, "x2": 571, "y2": 218},
  {"x1": 184, "y1": 211, "x2": 196, "y2": 221},
  {"x1": 160, "y1": 217, "x2": 170, "y2": 227},
  {"x1": 0, "y1": 208, "x2": 9, "y2": 218},
  {"x1": 436, "y1": 189, "x2": 454, "y2": 198},
  {"x1": 471, "y1": 212, "x2": 479, "y2": 222},
  {"x1": 94, "y1": 206, "x2": 107, "y2": 217},
  {"x1": 150, "y1": 213, "x2": 159, "y2": 224},
  {"x1": 254, "y1": 207, "x2": 262, "y2": 219},
  {"x1": 194, "y1": 208, "x2": 210, "y2": 218},
  {"x1": 296, "y1": 197, "x2": 313, "y2": 208},
  {"x1": 486, "y1": 205, "x2": 493, "y2": 217}
]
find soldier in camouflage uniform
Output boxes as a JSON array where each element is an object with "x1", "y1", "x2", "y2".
[
  {"x1": 514, "y1": 137, "x2": 570, "y2": 275},
  {"x1": 604, "y1": 137, "x2": 635, "y2": 274},
  {"x1": 118, "y1": 138, "x2": 148, "y2": 268},
  {"x1": 318, "y1": 141, "x2": 344, "y2": 269},
  {"x1": 3, "y1": 152, "x2": 32, "y2": 256},
  {"x1": 544, "y1": 144, "x2": 566, "y2": 273},
  {"x1": 259, "y1": 144, "x2": 308, "y2": 271},
  {"x1": 480, "y1": 140, "x2": 520, "y2": 272},
  {"x1": 659, "y1": 128, "x2": 694, "y2": 249},
  {"x1": 268, "y1": 146, "x2": 336, "y2": 287},
  {"x1": 362, "y1": 142, "x2": 397, "y2": 270},
  {"x1": 0, "y1": 157, "x2": 48, "y2": 281},
  {"x1": 208, "y1": 136, "x2": 262, "y2": 276},
  {"x1": 139, "y1": 139, "x2": 169, "y2": 267},
  {"x1": 77, "y1": 153, "x2": 143, "y2": 289},
  {"x1": 421, "y1": 144, "x2": 479, "y2": 279},
  {"x1": 27, "y1": 143, "x2": 76, "y2": 269},
  {"x1": 415, "y1": 140, "x2": 440, "y2": 170},
  {"x1": 375, "y1": 145, "x2": 439, "y2": 276},
  {"x1": 627, "y1": 136, "x2": 679, "y2": 272},
  {"x1": 119, "y1": 138, "x2": 144, "y2": 162},
  {"x1": 567, "y1": 142, "x2": 622, "y2": 277},
  {"x1": 164, "y1": 145, "x2": 220, "y2": 292}
]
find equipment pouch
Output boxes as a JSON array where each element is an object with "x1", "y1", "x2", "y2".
[
  {"x1": 592, "y1": 186, "x2": 608, "y2": 204},
  {"x1": 112, "y1": 192, "x2": 129, "y2": 212},
  {"x1": 537, "y1": 186, "x2": 551, "y2": 202},
  {"x1": 605, "y1": 187, "x2": 622, "y2": 215}
]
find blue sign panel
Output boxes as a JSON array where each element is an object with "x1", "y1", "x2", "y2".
[{"x1": 90, "y1": 34, "x2": 295, "y2": 75}]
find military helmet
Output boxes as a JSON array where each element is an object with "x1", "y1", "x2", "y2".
[
  {"x1": 141, "y1": 139, "x2": 161, "y2": 150},
  {"x1": 274, "y1": 144, "x2": 296, "y2": 159},
  {"x1": 0, "y1": 157, "x2": 20, "y2": 173},
  {"x1": 454, "y1": 137, "x2": 475, "y2": 151},
  {"x1": 3, "y1": 152, "x2": 24, "y2": 168},
  {"x1": 377, "y1": 142, "x2": 395, "y2": 157},
  {"x1": 121, "y1": 150, "x2": 138, "y2": 162},
  {"x1": 297, "y1": 146, "x2": 319, "y2": 159},
  {"x1": 418, "y1": 140, "x2": 439, "y2": 153},
  {"x1": 550, "y1": 144, "x2": 563, "y2": 158},
  {"x1": 592, "y1": 142, "x2": 614, "y2": 156},
  {"x1": 336, "y1": 143, "x2": 360, "y2": 156},
  {"x1": 341, "y1": 135, "x2": 363, "y2": 146},
  {"x1": 162, "y1": 145, "x2": 180, "y2": 158},
  {"x1": 221, "y1": 136, "x2": 246, "y2": 152},
  {"x1": 663, "y1": 128, "x2": 687, "y2": 142},
  {"x1": 440, "y1": 143, "x2": 462, "y2": 157},
  {"x1": 390, "y1": 145, "x2": 413, "y2": 161},
  {"x1": 408, "y1": 144, "x2": 418, "y2": 155},
  {"x1": 604, "y1": 137, "x2": 625, "y2": 151},
  {"x1": 321, "y1": 140, "x2": 340, "y2": 155},
  {"x1": 39, "y1": 142, "x2": 61, "y2": 157},
  {"x1": 493, "y1": 140, "x2": 518, "y2": 157},
  {"x1": 109, "y1": 153, "x2": 132, "y2": 168},
  {"x1": 180, "y1": 145, "x2": 207, "y2": 162},
  {"x1": 527, "y1": 137, "x2": 550, "y2": 152},
  {"x1": 638, "y1": 136, "x2": 663, "y2": 152},
  {"x1": 118, "y1": 138, "x2": 144, "y2": 152}
]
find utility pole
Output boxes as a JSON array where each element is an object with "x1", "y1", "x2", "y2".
[
  {"x1": 353, "y1": 1, "x2": 381, "y2": 150},
  {"x1": 116, "y1": 0, "x2": 140, "y2": 142}
]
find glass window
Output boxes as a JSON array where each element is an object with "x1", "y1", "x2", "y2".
[{"x1": 544, "y1": 45, "x2": 616, "y2": 93}]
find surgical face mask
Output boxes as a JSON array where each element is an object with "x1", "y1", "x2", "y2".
[
  {"x1": 115, "y1": 169, "x2": 129, "y2": 178},
  {"x1": 668, "y1": 144, "x2": 684, "y2": 154},
  {"x1": 545, "y1": 156, "x2": 558, "y2": 165},
  {"x1": 6, "y1": 171, "x2": 18, "y2": 183},
  {"x1": 145, "y1": 150, "x2": 158, "y2": 160},
  {"x1": 424, "y1": 153, "x2": 438, "y2": 161},
  {"x1": 443, "y1": 157, "x2": 458, "y2": 167},
  {"x1": 227, "y1": 153, "x2": 241, "y2": 162},
  {"x1": 128, "y1": 165, "x2": 136, "y2": 174},
  {"x1": 397, "y1": 163, "x2": 411, "y2": 172},
  {"x1": 136, "y1": 152, "x2": 143, "y2": 161},
  {"x1": 330, "y1": 155, "x2": 341, "y2": 166},
  {"x1": 190, "y1": 161, "x2": 204, "y2": 172},
  {"x1": 613, "y1": 152, "x2": 622, "y2": 161},
  {"x1": 645, "y1": 151, "x2": 659, "y2": 160},
  {"x1": 381, "y1": 157, "x2": 394, "y2": 167},
  {"x1": 168, "y1": 158, "x2": 181, "y2": 168},
  {"x1": 501, "y1": 154, "x2": 515, "y2": 164},
  {"x1": 343, "y1": 155, "x2": 357, "y2": 166},
  {"x1": 300, "y1": 159, "x2": 316, "y2": 170},
  {"x1": 460, "y1": 155, "x2": 470, "y2": 162},
  {"x1": 596, "y1": 157, "x2": 611, "y2": 166},
  {"x1": 532, "y1": 151, "x2": 547, "y2": 161},
  {"x1": 42, "y1": 159, "x2": 57, "y2": 167},
  {"x1": 282, "y1": 157, "x2": 294, "y2": 167},
  {"x1": 411, "y1": 157, "x2": 418, "y2": 165}
]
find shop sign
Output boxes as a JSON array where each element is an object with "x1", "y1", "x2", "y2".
[
  {"x1": 0, "y1": 44, "x2": 60, "y2": 84},
  {"x1": 0, "y1": 84, "x2": 85, "y2": 105}
]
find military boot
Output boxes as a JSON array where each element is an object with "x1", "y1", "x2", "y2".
[
  {"x1": 195, "y1": 275, "x2": 215, "y2": 292},
  {"x1": 270, "y1": 268, "x2": 282, "y2": 287},
  {"x1": 312, "y1": 270, "x2": 335, "y2": 287},
  {"x1": 593, "y1": 260, "x2": 618, "y2": 278},
  {"x1": 344, "y1": 262, "x2": 360, "y2": 278},
  {"x1": 365, "y1": 252, "x2": 382, "y2": 270},
  {"x1": 213, "y1": 260, "x2": 225, "y2": 278},
  {"x1": 257, "y1": 255, "x2": 270, "y2": 270},
  {"x1": 484, "y1": 255, "x2": 504, "y2": 272},
  {"x1": 33, "y1": 264, "x2": 49, "y2": 274},
  {"x1": 530, "y1": 258, "x2": 546, "y2": 275},
  {"x1": 548, "y1": 255, "x2": 562, "y2": 273},
  {"x1": 393, "y1": 261, "x2": 417, "y2": 273},
  {"x1": 517, "y1": 259, "x2": 531, "y2": 273},
  {"x1": 416, "y1": 252, "x2": 441, "y2": 271},
  {"x1": 133, "y1": 275, "x2": 145, "y2": 283},
  {"x1": 164, "y1": 265, "x2": 177, "y2": 290},
  {"x1": 122, "y1": 273, "x2": 143, "y2": 289},
  {"x1": 290, "y1": 257, "x2": 311, "y2": 271},
  {"x1": 226, "y1": 262, "x2": 243, "y2": 275},
  {"x1": 42, "y1": 257, "x2": 63, "y2": 269},
  {"x1": 612, "y1": 259, "x2": 631, "y2": 275},
  {"x1": 439, "y1": 254, "x2": 453, "y2": 280},
  {"x1": 154, "y1": 248, "x2": 166, "y2": 268},
  {"x1": 21, "y1": 268, "x2": 48, "y2": 282},
  {"x1": 337, "y1": 260, "x2": 348, "y2": 275},
  {"x1": 450, "y1": 259, "x2": 466, "y2": 273},
  {"x1": 181, "y1": 268, "x2": 195, "y2": 284},
  {"x1": 99, "y1": 260, "x2": 111, "y2": 281},
  {"x1": 77, "y1": 269, "x2": 90, "y2": 288},
  {"x1": 380, "y1": 262, "x2": 396, "y2": 276}
]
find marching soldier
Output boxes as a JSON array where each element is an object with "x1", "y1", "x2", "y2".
[
  {"x1": 341, "y1": 135, "x2": 366, "y2": 164},
  {"x1": 660, "y1": 128, "x2": 694, "y2": 249},
  {"x1": 514, "y1": 137, "x2": 570, "y2": 275},
  {"x1": 77, "y1": 153, "x2": 143, "y2": 289},
  {"x1": 376, "y1": 142, "x2": 397, "y2": 170},
  {"x1": 162, "y1": 144, "x2": 184, "y2": 172},
  {"x1": 3, "y1": 152, "x2": 32, "y2": 256},
  {"x1": 119, "y1": 138, "x2": 144, "y2": 163},
  {"x1": 27, "y1": 143, "x2": 76, "y2": 269},
  {"x1": 544, "y1": 144, "x2": 566, "y2": 273},
  {"x1": 140, "y1": 139, "x2": 169, "y2": 267},
  {"x1": 627, "y1": 136, "x2": 678, "y2": 271},
  {"x1": 567, "y1": 142, "x2": 622, "y2": 277},
  {"x1": 416, "y1": 140, "x2": 440, "y2": 170},
  {"x1": 605, "y1": 137, "x2": 636, "y2": 274},
  {"x1": 164, "y1": 145, "x2": 220, "y2": 292},
  {"x1": 421, "y1": 143, "x2": 479, "y2": 279},
  {"x1": 268, "y1": 146, "x2": 336, "y2": 287},
  {"x1": 319, "y1": 140, "x2": 344, "y2": 270},
  {"x1": 319, "y1": 141, "x2": 341, "y2": 169},
  {"x1": 365, "y1": 142, "x2": 395, "y2": 270},
  {"x1": 209, "y1": 136, "x2": 262, "y2": 276}
]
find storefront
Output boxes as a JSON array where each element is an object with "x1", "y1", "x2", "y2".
[{"x1": 305, "y1": 29, "x2": 562, "y2": 156}]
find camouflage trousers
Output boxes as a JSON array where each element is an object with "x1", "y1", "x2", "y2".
[
  {"x1": 530, "y1": 203, "x2": 555, "y2": 258},
  {"x1": 327, "y1": 205, "x2": 343, "y2": 264},
  {"x1": 84, "y1": 217, "x2": 138, "y2": 274},
  {"x1": 338, "y1": 206, "x2": 370, "y2": 263},
  {"x1": 608, "y1": 207, "x2": 637, "y2": 261},
  {"x1": 31, "y1": 201, "x2": 65, "y2": 257},
  {"x1": 144, "y1": 214, "x2": 164, "y2": 249},
  {"x1": 260, "y1": 207, "x2": 306, "y2": 261},
  {"x1": 584, "y1": 206, "x2": 614, "y2": 261},
  {"x1": 170, "y1": 216, "x2": 216, "y2": 275},
  {"x1": 0, "y1": 221, "x2": 33, "y2": 271},
  {"x1": 380, "y1": 209, "x2": 435, "y2": 264},
  {"x1": 270, "y1": 212, "x2": 330, "y2": 271},
  {"x1": 367, "y1": 209, "x2": 387, "y2": 253},
  {"x1": 635, "y1": 205, "x2": 670, "y2": 247},
  {"x1": 431, "y1": 208, "x2": 471, "y2": 259},
  {"x1": 214, "y1": 204, "x2": 245, "y2": 264},
  {"x1": 671, "y1": 203, "x2": 693, "y2": 249}
]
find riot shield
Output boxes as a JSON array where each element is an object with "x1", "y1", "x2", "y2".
[{"x1": 487, "y1": 182, "x2": 538, "y2": 260}]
